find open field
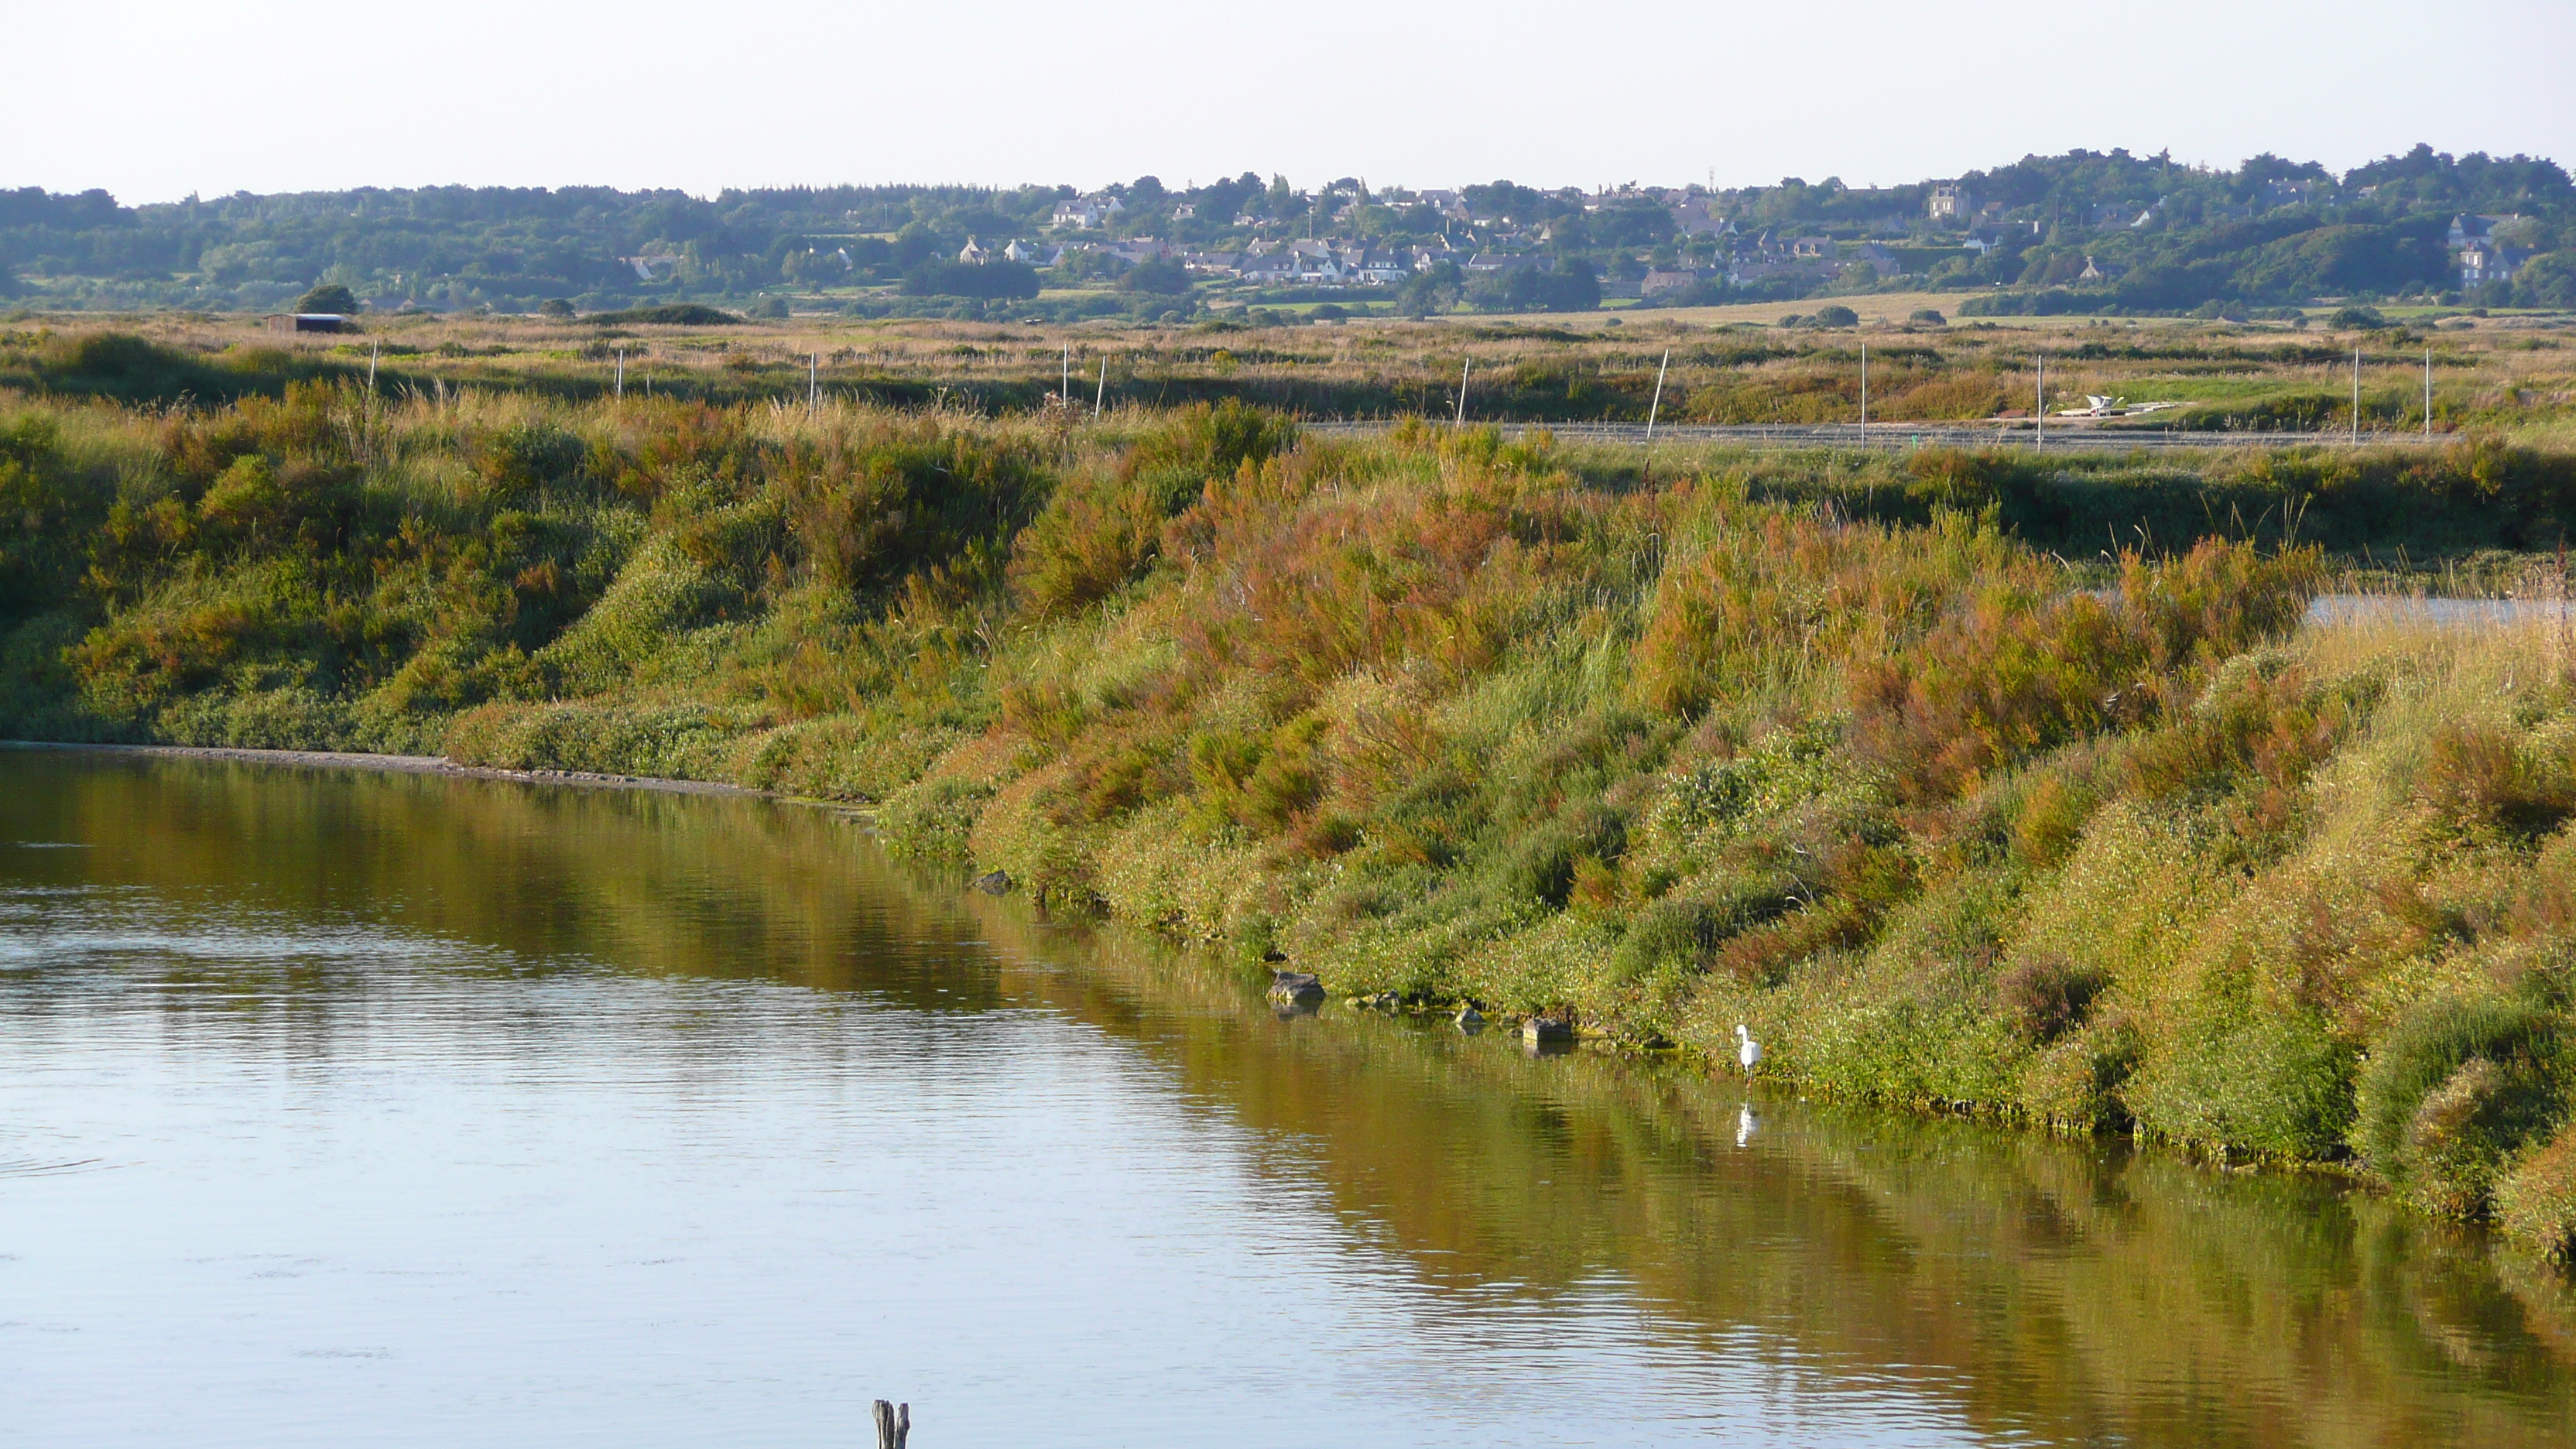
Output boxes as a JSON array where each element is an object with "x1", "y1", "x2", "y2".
[
  {"x1": 1588, "y1": 289, "x2": 1985, "y2": 327},
  {"x1": 5, "y1": 305, "x2": 2573, "y2": 441}
]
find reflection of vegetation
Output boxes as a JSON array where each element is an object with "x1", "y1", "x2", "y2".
[
  {"x1": 945, "y1": 882, "x2": 2576, "y2": 1449},
  {"x1": 12, "y1": 381, "x2": 2576, "y2": 1248},
  {"x1": 0, "y1": 751, "x2": 999, "y2": 1011},
  {"x1": 20, "y1": 743, "x2": 2575, "y2": 1447}
]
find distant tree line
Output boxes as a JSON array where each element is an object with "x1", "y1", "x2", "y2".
[{"x1": 0, "y1": 146, "x2": 2569, "y2": 316}]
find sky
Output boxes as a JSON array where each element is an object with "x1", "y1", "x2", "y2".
[{"x1": 19, "y1": 0, "x2": 2574, "y2": 204}]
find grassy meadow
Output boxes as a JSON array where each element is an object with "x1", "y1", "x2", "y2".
[
  {"x1": 6, "y1": 305, "x2": 2573, "y2": 436},
  {"x1": 9, "y1": 311, "x2": 2576, "y2": 1257}
]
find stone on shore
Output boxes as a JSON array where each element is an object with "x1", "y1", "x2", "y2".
[{"x1": 1267, "y1": 970, "x2": 1325, "y2": 1009}]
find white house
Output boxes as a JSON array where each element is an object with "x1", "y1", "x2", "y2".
[{"x1": 1050, "y1": 194, "x2": 1126, "y2": 230}]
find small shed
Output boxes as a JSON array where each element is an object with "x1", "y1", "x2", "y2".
[{"x1": 264, "y1": 313, "x2": 356, "y2": 334}]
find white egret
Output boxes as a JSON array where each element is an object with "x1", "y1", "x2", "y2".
[{"x1": 1735, "y1": 1023, "x2": 1762, "y2": 1075}]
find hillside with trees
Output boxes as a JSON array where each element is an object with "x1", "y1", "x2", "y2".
[{"x1": 0, "y1": 146, "x2": 2569, "y2": 318}]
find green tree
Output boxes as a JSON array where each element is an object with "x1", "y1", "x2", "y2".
[
  {"x1": 1501, "y1": 259, "x2": 1600, "y2": 313},
  {"x1": 295, "y1": 283, "x2": 358, "y2": 314},
  {"x1": 1118, "y1": 258, "x2": 1193, "y2": 296},
  {"x1": 1398, "y1": 261, "x2": 1463, "y2": 317},
  {"x1": 2513, "y1": 252, "x2": 2576, "y2": 308},
  {"x1": 900, "y1": 261, "x2": 1040, "y2": 300}
]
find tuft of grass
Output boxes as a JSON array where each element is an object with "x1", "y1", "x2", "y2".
[{"x1": 2355, "y1": 990, "x2": 2568, "y2": 1216}]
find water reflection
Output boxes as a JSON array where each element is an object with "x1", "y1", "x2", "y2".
[{"x1": 0, "y1": 748, "x2": 2570, "y2": 1447}]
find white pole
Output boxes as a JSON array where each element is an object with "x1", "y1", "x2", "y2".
[
  {"x1": 1061, "y1": 344, "x2": 1069, "y2": 403},
  {"x1": 2035, "y1": 351, "x2": 2044, "y2": 447},
  {"x1": 2352, "y1": 346, "x2": 2361, "y2": 444},
  {"x1": 368, "y1": 341, "x2": 379, "y2": 392},
  {"x1": 1095, "y1": 358, "x2": 1106, "y2": 416},
  {"x1": 809, "y1": 353, "x2": 818, "y2": 413},
  {"x1": 1859, "y1": 341, "x2": 1868, "y2": 431},
  {"x1": 1456, "y1": 358, "x2": 1471, "y2": 426},
  {"x1": 615, "y1": 350, "x2": 623, "y2": 399},
  {"x1": 1646, "y1": 348, "x2": 1670, "y2": 441},
  {"x1": 2424, "y1": 347, "x2": 2432, "y2": 440}
]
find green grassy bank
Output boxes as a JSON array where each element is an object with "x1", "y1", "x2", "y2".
[{"x1": 8, "y1": 379, "x2": 2576, "y2": 1256}]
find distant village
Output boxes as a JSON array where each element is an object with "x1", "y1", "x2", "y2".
[
  {"x1": 892, "y1": 177, "x2": 2543, "y2": 301},
  {"x1": 923, "y1": 183, "x2": 1931, "y2": 299}
]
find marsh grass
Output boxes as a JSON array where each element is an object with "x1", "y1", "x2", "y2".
[{"x1": 7, "y1": 310, "x2": 2571, "y2": 438}]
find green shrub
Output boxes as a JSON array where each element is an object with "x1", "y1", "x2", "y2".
[
  {"x1": 2496, "y1": 1123, "x2": 2576, "y2": 1259},
  {"x1": 2355, "y1": 991, "x2": 2567, "y2": 1214},
  {"x1": 1996, "y1": 952, "x2": 2105, "y2": 1043},
  {"x1": 2127, "y1": 1003, "x2": 2356, "y2": 1157},
  {"x1": 2417, "y1": 721, "x2": 2576, "y2": 841},
  {"x1": 878, "y1": 775, "x2": 997, "y2": 859},
  {"x1": 582, "y1": 303, "x2": 742, "y2": 326},
  {"x1": 1009, "y1": 401, "x2": 1290, "y2": 616}
]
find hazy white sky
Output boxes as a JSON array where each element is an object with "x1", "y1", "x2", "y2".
[{"x1": 19, "y1": 0, "x2": 2573, "y2": 203}]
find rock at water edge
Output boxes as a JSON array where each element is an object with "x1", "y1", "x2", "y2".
[{"x1": 1267, "y1": 970, "x2": 1326, "y2": 1008}]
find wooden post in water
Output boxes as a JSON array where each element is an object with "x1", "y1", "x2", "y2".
[{"x1": 873, "y1": 1399, "x2": 909, "y2": 1449}]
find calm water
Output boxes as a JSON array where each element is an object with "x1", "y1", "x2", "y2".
[{"x1": 2, "y1": 750, "x2": 2572, "y2": 1447}]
